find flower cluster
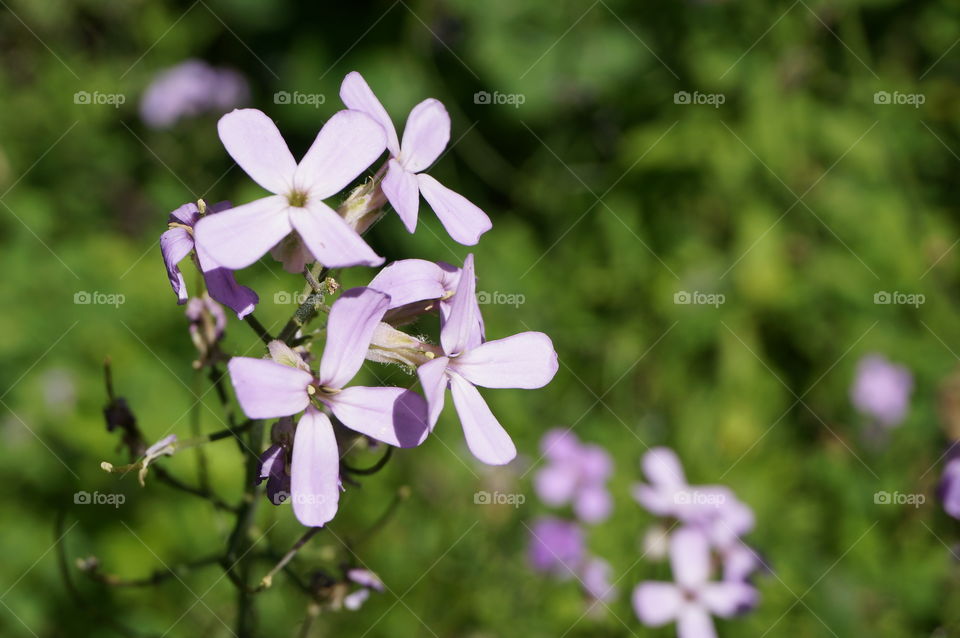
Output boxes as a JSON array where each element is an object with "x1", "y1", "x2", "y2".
[
  {"x1": 632, "y1": 447, "x2": 761, "y2": 637},
  {"x1": 159, "y1": 71, "x2": 558, "y2": 528},
  {"x1": 528, "y1": 429, "x2": 616, "y2": 609}
]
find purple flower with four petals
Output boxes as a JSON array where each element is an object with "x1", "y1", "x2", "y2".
[{"x1": 534, "y1": 428, "x2": 614, "y2": 523}]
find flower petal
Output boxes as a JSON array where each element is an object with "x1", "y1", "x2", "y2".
[
  {"x1": 289, "y1": 201, "x2": 384, "y2": 269},
  {"x1": 417, "y1": 356, "x2": 449, "y2": 428},
  {"x1": 339, "y1": 71, "x2": 400, "y2": 156},
  {"x1": 193, "y1": 195, "x2": 291, "y2": 270},
  {"x1": 642, "y1": 446, "x2": 687, "y2": 488},
  {"x1": 677, "y1": 606, "x2": 717, "y2": 638},
  {"x1": 294, "y1": 109, "x2": 386, "y2": 198},
  {"x1": 399, "y1": 98, "x2": 449, "y2": 173},
  {"x1": 700, "y1": 581, "x2": 758, "y2": 617},
  {"x1": 291, "y1": 408, "x2": 340, "y2": 527},
  {"x1": 169, "y1": 202, "x2": 199, "y2": 225},
  {"x1": 160, "y1": 227, "x2": 193, "y2": 303},
  {"x1": 381, "y1": 158, "x2": 420, "y2": 232},
  {"x1": 417, "y1": 173, "x2": 491, "y2": 245},
  {"x1": 227, "y1": 357, "x2": 312, "y2": 419},
  {"x1": 200, "y1": 266, "x2": 258, "y2": 319},
  {"x1": 440, "y1": 254, "x2": 481, "y2": 355},
  {"x1": 449, "y1": 372, "x2": 516, "y2": 465},
  {"x1": 326, "y1": 386, "x2": 429, "y2": 448},
  {"x1": 368, "y1": 258, "x2": 447, "y2": 309},
  {"x1": 318, "y1": 287, "x2": 390, "y2": 388},
  {"x1": 218, "y1": 109, "x2": 296, "y2": 194},
  {"x1": 632, "y1": 582, "x2": 682, "y2": 626},
  {"x1": 450, "y1": 332, "x2": 558, "y2": 389},
  {"x1": 670, "y1": 527, "x2": 711, "y2": 588},
  {"x1": 533, "y1": 465, "x2": 578, "y2": 506},
  {"x1": 573, "y1": 485, "x2": 612, "y2": 524}
]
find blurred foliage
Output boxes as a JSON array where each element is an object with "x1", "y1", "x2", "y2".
[{"x1": 2, "y1": 0, "x2": 960, "y2": 636}]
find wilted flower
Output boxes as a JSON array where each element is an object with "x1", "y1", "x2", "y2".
[
  {"x1": 416, "y1": 255, "x2": 558, "y2": 465},
  {"x1": 140, "y1": 59, "x2": 249, "y2": 129},
  {"x1": 633, "y1": 527, "x2": 757, "y2": 638},
  {"x1": 534, "y1": 428, "x2": 613, "y2": 523},
  {"x1": 850, "y1": 354, "x2": 913, "y2": 427},
  {"x1": 340, "y1": 72, "x2": 492, "y2": 245},
  {"x1": 194, "y1": 109, "x2": 386, "y2": 271}
]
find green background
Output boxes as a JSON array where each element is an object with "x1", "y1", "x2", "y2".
[{"x1": 2, "y1": 0, "x2": 960, "y2": 635}]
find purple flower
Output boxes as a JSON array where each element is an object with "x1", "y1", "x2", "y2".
[
  {"x1": 528, "y1": 517, "x2": 585, "y2": 576},
  {"x1": 850, "y1": 354, "x2": 913, "y2": 427},
  {"x1": 633, "y1": 527, "x2": 757, "y2": 638},
  {"x1": 340, "y1": 72, "x2": 492, "y2": 245},
  {"x1": 940, "y1": 457, "x2": 960, "y2": 519},
  {"x1": 632, "y1": 447, "x2": 731, "y2": 524},
  {"x1": 580, "y1": 557, "x2": 617, "y2": 603},
  {"x1": 343, "y1": 568, "x2": 385, "y2": 611},
  {"x1": 194, "y1": 109, "x2": 387, "y2": 272},
  {"x1": 228, "y1": 287, "x2": 430, "y2": 526},
  {"x1": 140, "y1": 60, "x2": 250, "y2": 129},
  {"x1": 416, "y1": 255, "x2": 558, "y2": 465},
  {"x1": 160, "y1": 201, "x2": 258, "y2": 318},
  {"x1": 534, "y1": 428, "x2": 613, "y2": 523}
]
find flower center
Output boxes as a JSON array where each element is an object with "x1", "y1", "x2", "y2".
[{"x1": 288, "y1": 189, "x2": 309, "y2": 208}]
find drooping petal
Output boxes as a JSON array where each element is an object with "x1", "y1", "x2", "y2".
[
  {"x1": 290, "y1": 408, "x2": 340, "y2": 527},
  {"x1": 294, "y1": 109, "x2": 386, "y2": 198},
  {"x1": 227, "y1": 357, "x2": 312, "y2": 419},
  {"x1": 218, "y1": 109, "x2": 296, "y2": 194},
  {"x1": 168, "y1": 202, "x2": 200, "y2": 225},
  {"x1": 573, "y1": 484, "x2": 612, "y2": 524},
  {"x1": 200, "y1": 267, "x2": 258, "y2": 319},
  {"x1": 676, "y1": 606, "x2": 717, "y2": 638},
  {"x1": 450, "y1": 332, "x2": 558, "y2": 389},
  {"x1": 325, "y1": 386, "x2": 429, "y2": 448},
  {"x1": 193, "y1": 195, "x2": 291, "y2": 270},
  {"x1": 417, "y1": 174, "x2": 491, "y2": 245},
  {"x1": 642, "y1": 447, "x2": 687, "y2": 488},
  {"x1": 449, "y1": 372, "x2": 516, "y2": 465},
  {"x1": 289, "y1": 201, "x2": 384, "y2": 269},
  {"x1": 318, "y1": 287, "x2": 390, "y2": 388},
  {"x1": 700, "y1": 581, "x2": 758, "y2": 618},
  {"x1": 256, "y1": 444, "x2": 290, "y2": 505},
  {"x1": 440, "y1": 254, "x2": 480, "y2": 355},
  {"x1": 339, "y1": 71, "x2": 400, "y2": 156},
  {"x1": 416, "y1": 356, "x2": 449, "y2": 428},
  {"x1": 381, "y1": 158, "x2": 420, "y2": 232},
  {"x1": 160, "y1": 227, "x2": 194, "y2": 303},
  {"x1": 632, "y1": 582, "x2": 682, "y2": 626},
  {"x1": 398, "y1": 98, "x2": 450, "y2": 173},
  {"x1": 368, "y1": 259, "x2": 447, "y2": 309},
  {"x1": 670, "y1": 527, "x2": 711, "y2": 589}
]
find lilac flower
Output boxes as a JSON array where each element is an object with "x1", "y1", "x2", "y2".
[
  {"x1": 534, "y1": 428, "x2": 613, "y2": 523},
  {"x1": 160, "y1": 201, "x2": 258, "y2": 318},
  {"x1": 140, "y1": 60, "x2": 249, "y2": 129},
  {"x1": 633, "y1": 527, "x2": 757, "y2": 638},
  {"x1": 940, "y1": 457, "x2": 960, "y2": 519},
  {"x1": 343, "y1": 568, "x2": 385, "y2": 610},
  {"x1": 632, "y1": 447, "x2": 731, "y2": 523},
  {"x1": 850, "y1": 354, "x2": 913, "y2": 427},
  {"x1": 340, "y1": 72, "x2": 492, "y2": 245},
  {"x1": 416, "y1": 255, "x2": 558, "y2": 465},
  {"x1": 194, "y1": 109, "x2": 387, "y2": 272},
  {"x1": 528, "y1": 517, "x2": 585, "y2": 577},
  {"x1": 228, "y1": 288, "x2": 430, "y2": 526}
]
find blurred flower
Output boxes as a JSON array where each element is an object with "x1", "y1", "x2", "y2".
[
  {"x1": 534, "y1": 428, "x2": 613, "y2": 523},
  {"x1": 140, "y1": 60, "x2": 249, "y2": 129},
  {"x1": 580, "y1": 557, "x2": 617, "y2": 603},
  {"x1": 633, "y1": 527, "x2": 757, "y2": 637},
  {"x1": 528, "y1": 517, "x2": 585, "y2": 577},
  {"x1": 343, "y1": 568, "x2": 385, "y2": 610},
  {"x1": 186, "y1": 293, "x2": 227, "y2": 366},
  {"x1": 940, "y1": 457, "x2": 960, "y2": 519},
  {"x1": 632, "y1": 447, "x2": 732, "y2": 524},
  {"x1": 194, "y1": 109, "x2": 386, "y2": 271},
  {"x1": 160, "y1": 200, "x2": 258, "y2": 318},
  {"x1": 416, "y1": 255, "x2": 558, "y2": 465},
  {"x1": 850, "y1": 354, "x2": 913, "y2": 427},
  {"x1": 340, "y1": 72, "x2": 492, "y2": 244}
]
